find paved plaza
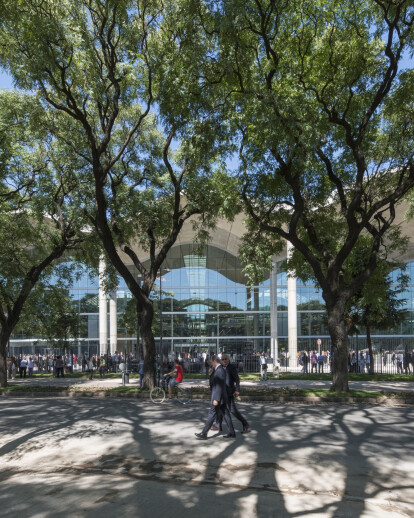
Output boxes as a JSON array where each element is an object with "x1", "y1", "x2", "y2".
[{"x1": 0, "y1": 397, "x2": 413, "y2": 517}]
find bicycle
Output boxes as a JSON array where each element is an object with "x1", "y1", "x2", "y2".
[{"x1": 150, "y1": 375, "x2": 192, "y2": 404}]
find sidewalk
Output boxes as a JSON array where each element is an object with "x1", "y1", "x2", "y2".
[{"x1": 6, "y1": 374, "x2": 414, "y2": 393}]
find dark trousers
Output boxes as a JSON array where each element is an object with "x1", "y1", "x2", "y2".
[
  {"x1": 56, "y1": 367, "x2": 64, "y2": 378},
  {"x1": 202, "y1": 402, "x2": 235, "y2": 435},
  {"x1": 217, "y1": 395, "x2": 248, "y2": 429},
  {"x1": 19, "y1": 367, "x2": 27, "y2": 378}
]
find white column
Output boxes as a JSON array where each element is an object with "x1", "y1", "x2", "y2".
[
  {"x1": 287, "y1": 241, "x2": 298, "y2": 369},
  {"x1": 270, "y1": 256, "x2": 278, "y2": 367},
  {"x1": 109, "y1": 288, "x2": 117, "y2": 355},
  {"x1": 99, "y1": 257, "x2": 108, "y2": 356}
]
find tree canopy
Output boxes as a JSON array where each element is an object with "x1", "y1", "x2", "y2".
[
  {"x1": 192, "y1": 0, "x2": 414, "y2": 390},
  {"x1": 0, "y1": 90, "x2": 89, "y2": 385},
  {"x1": 0, "y1": 0, "x2": 237, "y2": 387}
]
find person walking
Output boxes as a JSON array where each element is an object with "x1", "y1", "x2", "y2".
[
  {"x1": 195, "y1": 355, "x2": 235, "y2": 440},
  {"x1": 88, "y1": 356, "x2": 94, "y2": 380},
  {"x1": 98, "y1": 355, "x2": 106, "y2": 378},
  {"x1": 211, "y1": 354, "x2": 250, "y2": 434}
]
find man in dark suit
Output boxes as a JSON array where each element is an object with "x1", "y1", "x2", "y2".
[
  {"x1": 211, "y1": 354, "x2": 250, "y2": 434},
  {"x1": 195, "y1": 355, "x2": 236, "y2": 440}
]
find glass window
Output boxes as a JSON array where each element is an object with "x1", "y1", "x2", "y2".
[{"x1": 79, "y1": 290, "x2": 99, "y2": 313}]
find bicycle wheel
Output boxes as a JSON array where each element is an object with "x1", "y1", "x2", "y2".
[
  {"x1": 176, "y1": 386, "x2": 192, "y2": 404},
  {"x1": 150, "y1": 386, "x2": 165, "y2": 404}
]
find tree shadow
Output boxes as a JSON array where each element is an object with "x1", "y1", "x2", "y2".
[{"x1": 0, "y1": 398, "x2": 413, "y2": 517}]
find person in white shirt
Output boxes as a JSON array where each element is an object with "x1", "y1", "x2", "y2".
[{"x1": 19, "y1": 357, "x2": 28, "y2": 378}]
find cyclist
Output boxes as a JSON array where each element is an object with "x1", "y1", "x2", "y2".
[{"x1": 164, "y1": 359, "x2": 183, "y2": 399}]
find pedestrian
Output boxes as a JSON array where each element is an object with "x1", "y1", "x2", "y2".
[
  {"x1": 260, "y1": 352, "x2": 267, "y2": 380},
  {"x1": 302, "y1": 351, "x2": 309, "y2": 374},
  {"x1": 365, "y1": 353, "x2": 371, "y2": 373},
  {"x1": 317, "y1": 352, "x2": 325, "y2": 373},
  {"x1": 88, "y1": 356, "x2": 94, "y2": 380},
  {"x1": 55, "y1": 355, "x2": 64, "y2": 378},
  {"x1": 404, "y1": 350, "x2": 411, "y2": 374},
  {"x1": 19, "y1": 357, "x2": 28, "y2": 378},
  {"x1": 11, "y1": 357, "x2": 17, "y2": 380},
  {"x1": 138, "y1": 357, "x2": 144, "y2": 388},
  {"x1": 396, "y1": 351, "x2": 403, "y2": 374},
  {"x1": 195, "y1": 355, "x2": 236, "y2": 440},
  {"x1": 310, "y1": 351, "x2": 318, "y2": 373},
  {"x1": 204, "y1": 354, "x2": 211, "y2": 379},
  {"x1": 28, "y1": 357, "x2": 34, "y2": 377},
  {"x1": 349, "y1": 352, "x2": 356, "y2": 372},
  {"x1": 99, "y1": 355, "x2": 106, "y2": 378},
  {"x1": 211, "y1": 354, "x2": 250, "y2": 434},
  {"x1": 358, "y1": 352, "x2": 366, "y2": 373},
  {"x1": 6, "y1": 357, "x2": 12, "y2": 380}
]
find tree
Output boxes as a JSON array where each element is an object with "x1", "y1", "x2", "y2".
[
  {"x1": 0, "y1": 0, "x2": 235, "y2": 387},
  {"x1": 0, "y1": 91, "x2": 87, "y2": 387},
  {"x1": 196, "y1": 0, "x2": 414, "y2": 391},
  {"x1": 347, "y1": 254, "x2": 409, "y2": 373},
  {"x1": 25, "y1": 281, "x2": 85, "y2": 351}
]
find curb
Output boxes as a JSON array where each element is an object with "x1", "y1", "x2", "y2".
[{"x1": 0, "y1": 390, "x2": 413, "y2": 405}]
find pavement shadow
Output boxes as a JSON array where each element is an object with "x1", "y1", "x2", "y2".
[{"x1": 0, "y1": 398, "x2": 413, "y2": 517}]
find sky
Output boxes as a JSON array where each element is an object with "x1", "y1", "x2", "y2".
[{"x1": 0, "y1": 71, "x2": 14, "y2": 89}]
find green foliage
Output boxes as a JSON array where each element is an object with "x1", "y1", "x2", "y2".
[{"x1": 346, "y1": 252, "x2": 409, "y2": 334}]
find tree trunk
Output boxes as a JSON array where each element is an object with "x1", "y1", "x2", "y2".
[
  {"x1": 0, "y1": 333, "x2": 9, "y2": 388},
  {"x1": 139, "y1": 300, "x2": 156, "y2": 389},
  {"x1": 366, "y1": 323, "x2": 374, "y2": 374},
  {"x1": 328, "y1": 308, "x2": 350, "y2": 392}
]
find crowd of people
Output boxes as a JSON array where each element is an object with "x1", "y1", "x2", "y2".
[
  {"x1": 6, "y1": 347, "x2": 414, "y2": 380},
  {"x1": 297, "y1": 350, "x2": 332, "y2": 374},
  {"x1": 5, "y1": 351, "x2": 136, "y2": 380}
]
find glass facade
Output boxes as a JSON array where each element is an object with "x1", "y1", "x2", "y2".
[
  {"x1": 152, "y1": 245, "x2": 270, "y2": 357},
  {"x1": 9, "y1": 243, "x2": 414, "y2": 357}
]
